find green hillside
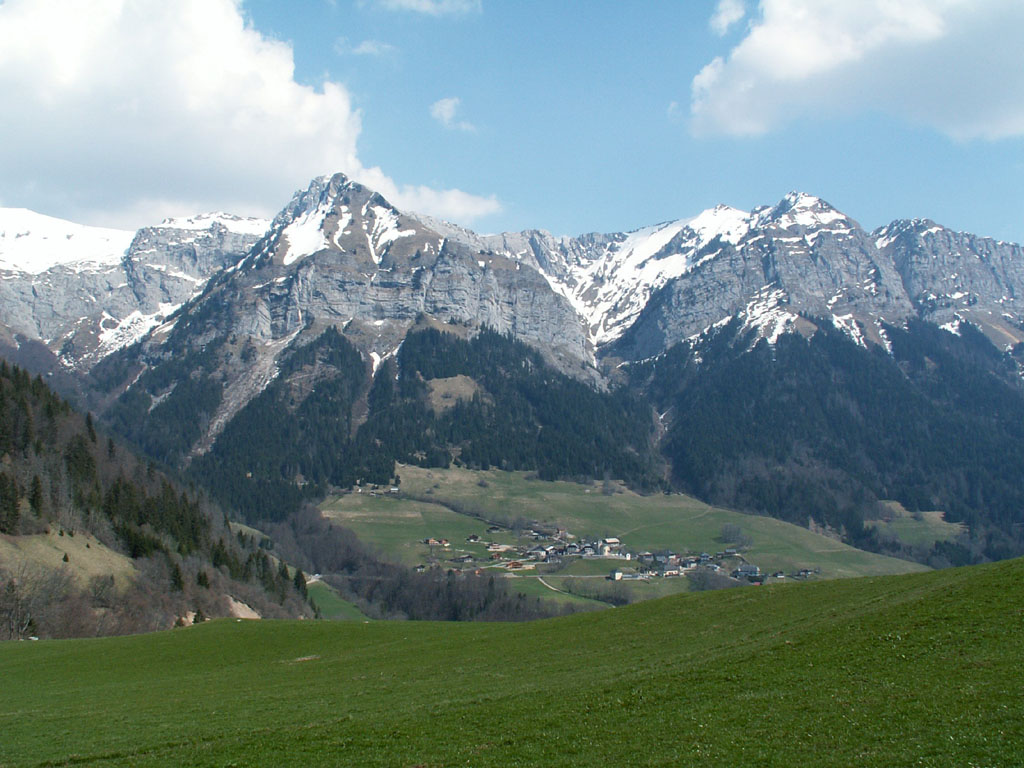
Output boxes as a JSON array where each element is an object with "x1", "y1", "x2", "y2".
[
  {"x1": 325, "y1": 464, "x2": 926, "y2": 580},
  {"x1": 0, "y1": 361, "x2": 311, "y2": 639},
  {"x1": 3, "y1": 558, "x2": 1019, "y2": 766}
]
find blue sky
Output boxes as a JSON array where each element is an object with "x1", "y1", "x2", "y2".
[{"x1": 1, "y1": 0, "x2": 1022, "y2": 243}]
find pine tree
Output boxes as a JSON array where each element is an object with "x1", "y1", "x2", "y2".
[
  {"x1": 29, "y1": 475, "x2": 43, "y2": 516},
  {"x1": 170, "y1": 562, "x2": 184, "y2": 591},
  {"x1": 293, "y1": 568, "x2": 308, "y2": 599},
  {"x1": 0, "y1": 473, "x2": 18, "y2": 534}
]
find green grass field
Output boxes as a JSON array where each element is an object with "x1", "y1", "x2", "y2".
[
  {"x1": 2, "y1": 558, "x2": 1021, "y2": 766},
  {"x1": 501, "y1": 573, "x2": 610, "y2": 609},
  {"x1": 306, "y1": 580, "x2": 367, "y2": 621},
  {"x1": 867, "y1": 501, "x2": 967, "y2": 550},
  {"x1": 321, "y1": 493, "x2": 488, "y2": 566},
  {"x1": 327, "y1": 465, "x2": 926, "y2": 582}
]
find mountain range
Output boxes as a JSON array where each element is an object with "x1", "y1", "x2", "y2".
[
  {"x1": 4, "y1": 173, "x2": 1024, "y2": 563},
  {"x1": 5, "y1": 175, "x2": 1023, "y2": 375}
]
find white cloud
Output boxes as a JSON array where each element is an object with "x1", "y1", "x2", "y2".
[
  {"x1": 691, "y1": 0, "x2": 1024, "y2": 140},
  {"x1": 358, "y1": 167, "x2": 500, "y2": 222},
  {"x1": 430, "y1": 97, "x2": 476, "y2": 132},
  {"x1": 372, "y1": 0, "x2": 481, "y2": 16},
  {"x1": 0, "y1": 0, "x2": 498, "y2": 228},
  {"x1": 335, "y1": 37, "x2": 397, "y2": 56},
  {"x1": 710, "y1": 0, "x2": 746, "y2": 36},
  {"x1": 352, "y1": 39, "x2": 396, "y2": 56}
]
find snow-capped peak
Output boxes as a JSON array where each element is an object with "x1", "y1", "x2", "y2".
[
  {"x1": 261, "y1": 173, "x2": 418, "y2": 268},
  {"x1": 0, "y1": 207, "x2": 134, "y2": 274},
  {"x1": 549, "y1": 205, "x2": 755, "y2": 345},
  {"x1": 158, "y1": 212, "x2": 270, "y2": 237},
  {"x1": 683, "y1": 204, "x2": 751, "y2": 246},
  {"x1": 760, "y1": 192, "x2": 850, "y2": 231}
]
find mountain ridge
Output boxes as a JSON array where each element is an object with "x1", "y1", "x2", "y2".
[
  {"x1": 6, "y1": 179, "x2": 1024, "y2": 378},
  {"x1": 5, "y1": 174, "x2": 1024, "y2": 565}
]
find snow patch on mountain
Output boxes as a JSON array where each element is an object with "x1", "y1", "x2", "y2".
[
  {"x1": 159, "y1": 212, "x2": 270, "y2": 237},
  {"x1": 546, "y1": 205, "x2": 759, "y2": 346},
  {"x1": 686, "y1": 204, "x2": 751, "y2": 245},
  {"x1": 281, "y1": 199, "x2": 331, "y2": 266},
  {"x1": 940, "y1": 317, "x2": 963, "y2": 336},
  {"x1": 369, "y1": 205, "x2": 415, "y2": 250},
  {"x1": 0, "y1": 208, "x2": 134, "y2": 274},
  {"x1": 831, "y1": 313, "x2": 867, "y2": 348},
  {"x1": 96, "y1": 302, "x2": 180, "y2": 359},
  {"x1": 742, "y1": 286, "x2": 798, "y2": 344},
  {"x1": 761, "y1": 192, "x2": 851, "y2": 231}
]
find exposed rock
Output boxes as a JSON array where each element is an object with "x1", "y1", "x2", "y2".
[
  {"x1": 107, "y1": 174, "x2": 596, "y2": 458},
  {"x1": 0, "y1": 213, "x2": 268, "y2": 372}
]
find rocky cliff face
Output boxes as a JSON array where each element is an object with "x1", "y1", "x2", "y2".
[
  {"x1": 876, "y1": 218, "x2": 1024, "y2": 345},
  {"x1": 0, "y1": 211, "x2": 267, "y2": 371},
  {"x1": 434, "y1": 191, "x2": 1023, "y2": 362},
  {"x1": 182, "y1": 174, "x2": 592, "y2": 369},
  {"x1": 108, "y1": 174, "x2": 594, "y2": 458}
]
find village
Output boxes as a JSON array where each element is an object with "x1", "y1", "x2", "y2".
[{"x1": 419, "y1": 525, "x2": 818, "y2": 587}]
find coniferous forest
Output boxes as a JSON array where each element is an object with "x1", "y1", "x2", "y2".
[
  {"x1": 0, "y1": 360, "x2": 312, "y2": 639},
  {"x1": 631, "y1": 317, "x2": 1024, "y2": 564},
  {"x1": 0, "y1": 353, "x2": 569, "y2": 640},
  {"x1": 190, "y1": 325, "x2": 660, "y2": 523}
]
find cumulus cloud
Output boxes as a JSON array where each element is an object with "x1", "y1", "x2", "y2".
[
  {"x1": 710, "y1": 0, "x2": 746, "y2": 36},
  {"x1": 691, "y1": 0, "x2": 1024, "y2": 140},
  {"x1": 372, "y1": 0, "x2": 481, "y2": 16},
  {"x1": 359, "y1": 167, "x2": 499, "y2": 222},
  {"x1": 0, "y1": 0, "x2": 498, "y2": 228},
  {"x1": 430, "y1": 97, "x2": 476, "y2": 131}
]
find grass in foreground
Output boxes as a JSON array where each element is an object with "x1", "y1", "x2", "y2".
[{"x1": 1, "y1": 558, "x2": 1021, "y2": 767}]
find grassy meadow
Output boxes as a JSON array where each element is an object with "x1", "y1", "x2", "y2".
[
  {"x1": 867, "y1": 501, "x2": 967, "y2": 550},
  {"x1": 0, "y1": 527, "x2": 137, "y2": 589},
  {"x1": 322, "y1": 465, "x2": 927, "y2": 581},
  {"x1": 1, "y1": 558, "x2": 1021, "y2": 766},
  {"x1": 305, "y1": 580, "x2": 367, "y2": 621}
]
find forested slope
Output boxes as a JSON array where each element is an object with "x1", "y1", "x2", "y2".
[
  {"x1": 0, "y1": 360, "x2": 311, "y2": 639},
  {"x1": 632, "y1": 317, "x2": 1024, "y2": 563}
]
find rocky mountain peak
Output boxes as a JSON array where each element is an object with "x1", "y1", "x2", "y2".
[
  {"x1": 757, "y1": 192, "x2": 855, "y2": 233},
  {"x1": 244, "y1": 173, "x2": 425, "y2": 272},
  {"x1": 0, "y1": 209, "x2": 264, "y2": 373}
]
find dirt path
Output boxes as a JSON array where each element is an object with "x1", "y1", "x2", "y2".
[{"x1": 536, "y1": 576, "x2": 571, "y2": 595}]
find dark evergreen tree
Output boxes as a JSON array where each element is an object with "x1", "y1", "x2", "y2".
[
  {"x1": 29, "y1": 475, "x2": 43, "y2": 516},
  {"x1": 170, "y1": 562, "x2": 184, "y2": 591},
  {"x1": 293, "y1": 568, "x2": 308, "y2": 599}
]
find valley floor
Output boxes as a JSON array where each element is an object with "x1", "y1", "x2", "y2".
[{"x1": 320, "y1": 465, "x2": 926, "y2": 609}]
